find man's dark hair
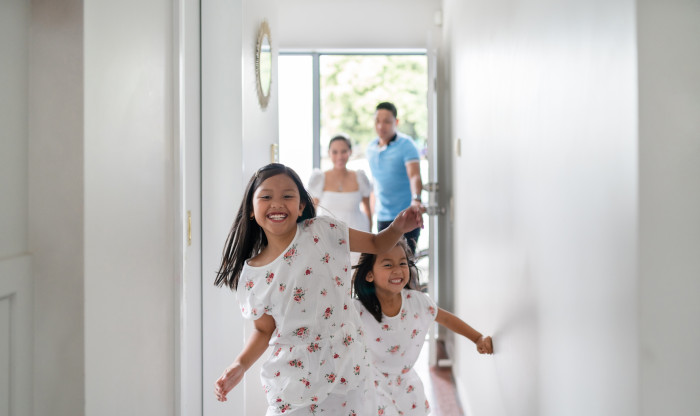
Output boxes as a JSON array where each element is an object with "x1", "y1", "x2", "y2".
[{"x1": 376, "y1": 102, "x2": 397, "y2": 119}]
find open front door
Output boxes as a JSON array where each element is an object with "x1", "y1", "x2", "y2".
[{"x1": 425, "y1": 45, "x2": 447, "y2": 367}]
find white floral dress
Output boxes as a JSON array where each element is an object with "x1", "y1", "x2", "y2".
[
  {"x1": 354, "y1": 289, "x2": 437, "y2": 416},
  {"x1": 238, "y1": 216, "x2": 374, "y2": 416}
]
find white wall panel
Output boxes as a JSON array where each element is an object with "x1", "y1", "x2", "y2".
[
  {"x1": 84, "y1": 0, "x2": 175, "y2": 414},
  {"x1": 0, "y1": 0, "x2": 28, "y2": 260},
  {"x1": 27, "y1": 1, "x2": 84, "y2": 415},
  {"x1": 638, "y1": 1, "x2": 700, "y2": 414},
  {"x1": 443, "y1": 1, "x2": 638, "y2": 415},
  {"x1": 277, "y1": 0, "x2": 441, "y2": 50}
]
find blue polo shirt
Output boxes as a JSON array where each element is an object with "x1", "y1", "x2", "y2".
[{"x1": 366, "y1": 133, "x2": 420, "y2": 221}]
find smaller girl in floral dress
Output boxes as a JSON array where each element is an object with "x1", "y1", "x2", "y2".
[
  {"x1": 213, "y1": 163, "x2": 424, "y2": 416},
  {"x1": 353, "y1": 239, "x2": 493, "y2": 416}
]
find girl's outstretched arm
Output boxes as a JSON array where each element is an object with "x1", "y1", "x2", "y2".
[
  {"x1": 349, "y1": 205, "x2": 424, "y2": 254},
  {"x1": 435, "y1": 308, "x2": 494, "y2": 354},
  {"x1": 214, "y1": 313, "x2": 276, "y2": 402}
]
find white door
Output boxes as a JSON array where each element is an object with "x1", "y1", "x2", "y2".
[{"x1": 425, "y1": 46, "x2": 448, "y2": 367}]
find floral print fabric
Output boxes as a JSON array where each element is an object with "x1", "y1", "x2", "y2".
[
  {"x1": 237, "y1": 216, "x2": 373, "y2": 415},
  {"x1": 354, "y1": 289, "x2": 437, "y2": 416}
]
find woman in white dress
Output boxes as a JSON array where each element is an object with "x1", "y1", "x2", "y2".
[{"x1": 308, "y1": 135, "x2": 372, "y2": 265}]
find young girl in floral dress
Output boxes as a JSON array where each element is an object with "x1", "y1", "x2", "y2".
[
  {"x1": 353, "y1": 239, "x2": 493, "y2": 415},
  {"x1": 213, "y1": 163, "x2": 424, "y2": 416}
]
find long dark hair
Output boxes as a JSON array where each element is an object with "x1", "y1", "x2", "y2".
[
  {"x1": 215, "y1": 163, "x2": 316, "y2": 290},
  {"x1": 352, "y1": 238, "x2": 419, "y2": 322}
]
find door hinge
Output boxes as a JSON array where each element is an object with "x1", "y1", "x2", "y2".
[{"x1": 425, "y1": 205, "x2": 446, "y2": 216}]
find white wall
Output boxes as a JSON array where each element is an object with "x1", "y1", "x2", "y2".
[
  {"x1": 28, "y1": 1, "x2": 85, "y2": 415},
  {"x1": 12, "y1": 1, "x2": 696, "y2": 415},
  {"x1": 0, "y1": 1, "x2": 32, "y2": 414},
  {"x1": 638, "y1": 1, "x2": 700, "y2": 415},
  {"x1": 84, "y1": 1, "x2": 175, "y2": 414},
  {"x1": 242, "y1": 0, "x2": 279, "y2": 175},
  {"x1": 277, "y1": 0, "x2": 441, "y2": 50},
  {"x1": 0, "y1": 0, "x2": 28, "y2": 258},
  {"x1": 443, "y1": 1, "x2": 638, "y2": 415},
  {"x1": 201, "y1": 0, "x2": 246, "y2": 415}
]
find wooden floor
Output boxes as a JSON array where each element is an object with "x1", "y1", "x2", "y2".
[{"x1": 414, "y1": 340, "x2": 465, "y2": 416}]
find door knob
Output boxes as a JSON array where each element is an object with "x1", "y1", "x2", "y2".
[{"x1": 423, "y1": 182, "x2": 439, "y2": 192}]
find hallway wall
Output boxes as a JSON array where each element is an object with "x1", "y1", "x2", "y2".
[
  {"x1": 84, "y1": 1, "x2": 175, "y2": 414},
  {"x1": 8, "y1": 0, "x2": 695, "y2": 415},
  {"x1": 28, "y1": 1, "x2": 85, "y2": 415},
  {"x1": 443, "y1": 1, "x2": 639, "y2": 415},
  {"x1": 277, "y1": 0, "x2": 441, "y2": 50},
  {"x1": 638, "y1": 0, "x2": 700, "y2": 414},
  {"x1": 0, "y1": 1, "x2": 33, "y2": 414},
  {"x1": 1, "y1": 0, "x2": 28, "y2": 259}
]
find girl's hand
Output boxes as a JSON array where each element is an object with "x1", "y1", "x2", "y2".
[
  {"x1": 391, "y1": 205, "x2": 425, "y2": 234},
  {"x1": 476, "y1": 335, "x2": 493, "y2": 354},
  {"x1": 214, "y1": 363, "x2": 245, "y2": 402}
]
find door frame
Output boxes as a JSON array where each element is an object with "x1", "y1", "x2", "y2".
[
  {"x1": 175, "y1": 0, "x2": 202, "y2": 414},
  {"x1": 425, "y1": 46, "x2": 440, "y2": 367}
]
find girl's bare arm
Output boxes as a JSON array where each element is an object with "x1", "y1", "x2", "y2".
[
  {"x1": 349, "y1": 205, "x2": 423, "y2": 254},
  {"x1": 214, "y1": 313, "x2": 276, "y2": 401},
  {"x1": 435, "y1": 308, "x2": 493, "y2": 354}
]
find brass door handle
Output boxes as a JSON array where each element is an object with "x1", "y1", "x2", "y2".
[{"x1": 187, "y1": 210, "x2": 192, "y2": 246}]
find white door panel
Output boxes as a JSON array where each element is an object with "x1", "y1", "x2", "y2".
[{"x1": 425, "y1": 46, "x2": 444, "y2": 367}]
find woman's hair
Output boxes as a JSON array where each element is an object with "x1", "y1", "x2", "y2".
[
  {"x1": 215, "y1": 163, "x2": 316, "y2": 290},
  {"x1": 352, "y1": 238, "x2": 419, "y2": 322},
  {"x1": 328, "y1": 134, "x2": 352, "y2": 151}
]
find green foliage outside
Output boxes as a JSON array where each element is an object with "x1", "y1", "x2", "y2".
[{"x1": 319, "y1": 55, "x2": 428, "y2": 158}]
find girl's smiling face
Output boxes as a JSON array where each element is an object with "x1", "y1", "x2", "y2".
[
  {"x1": 252, "y1": 173, "x2": 306, "y2": 241},
  {"x1": 366, "y1": 244, "x2": 410, "y2": 298}
]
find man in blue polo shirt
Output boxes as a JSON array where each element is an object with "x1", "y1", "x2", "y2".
[{"x1": 366, "y1": 101, "x2": 424, "y2": 253}]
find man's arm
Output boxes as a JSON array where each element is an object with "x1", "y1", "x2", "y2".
[{"x1": 406, "y1": 161, "x2": 423, "y2": 207}]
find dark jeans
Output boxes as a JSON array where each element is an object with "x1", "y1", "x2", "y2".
[{"x1": 377, "y1": 220, "x2": 421, "y2": 255}]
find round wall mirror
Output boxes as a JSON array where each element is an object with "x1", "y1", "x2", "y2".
[{"x1": 255, "y1": 21, "x2": 272, "y2": 108}]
